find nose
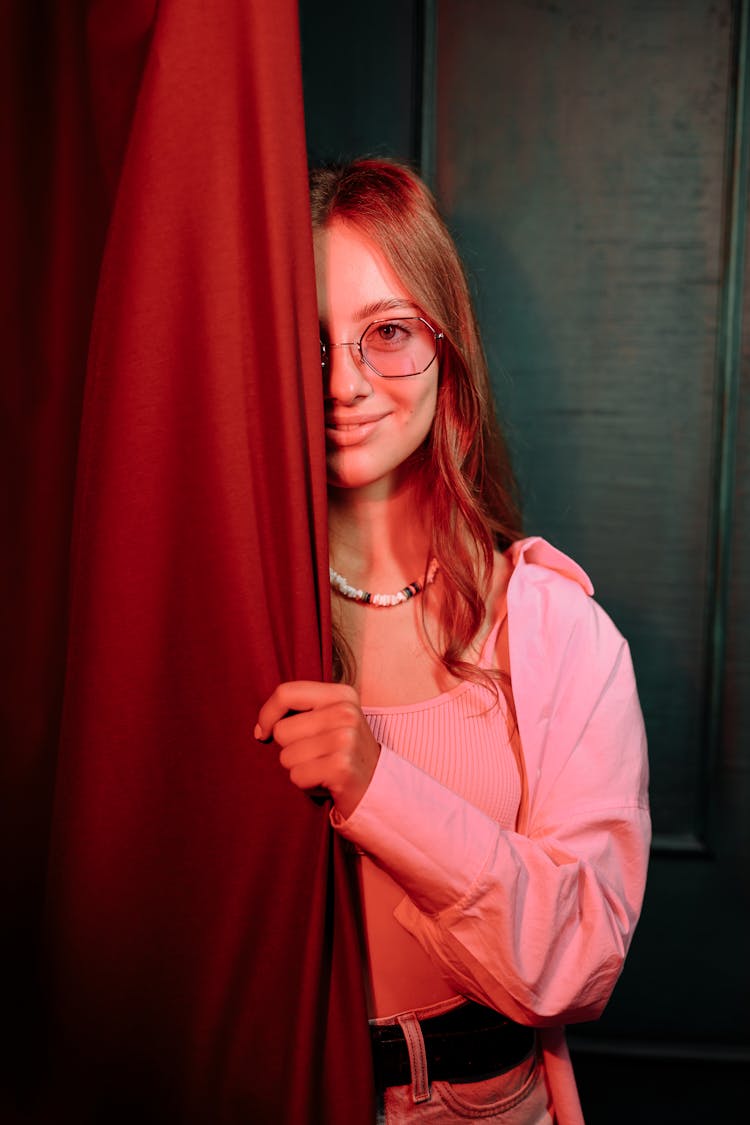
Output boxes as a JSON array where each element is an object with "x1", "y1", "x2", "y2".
[{"x1": 324, "y1": 343, "x2": 374, "y2": 404}]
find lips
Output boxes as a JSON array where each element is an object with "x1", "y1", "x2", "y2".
[{"x1": 325, "y1": 413, "x2": 388, "y2": 445}]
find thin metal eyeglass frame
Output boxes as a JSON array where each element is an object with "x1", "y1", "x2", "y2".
[{"x1": 320, "y1": 316, "x2": 444, "y2": 379}]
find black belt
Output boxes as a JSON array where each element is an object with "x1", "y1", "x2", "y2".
[{"x1": 370, "y1": 1001, "x2": 536, "y2": 1088}]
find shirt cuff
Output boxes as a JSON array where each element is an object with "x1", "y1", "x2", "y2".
[{"x1": 330, "y1": 744, "x2": 498, "y2": 915}]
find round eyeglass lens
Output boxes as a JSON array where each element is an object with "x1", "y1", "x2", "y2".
[{"x1": 361, "y1": 318, "x2": 438, "y2": 377}]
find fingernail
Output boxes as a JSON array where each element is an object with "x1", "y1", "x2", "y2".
[{"x1": 253, "y1": 723, "x2": 263, "y2": 741}]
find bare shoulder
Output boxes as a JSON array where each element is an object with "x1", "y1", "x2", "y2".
[
  {"x1": 492, "y1": 547, "x2": 512, "y2": 584},
  {"x1": 487, "y1": 548, "x2": 515, "y2": 673},
  {"x1": 488, "y1": 548, "x2": 512, "y2": 619},
  {"x1": 468, "y1": 549, "x2": 512, "y2": 662}
]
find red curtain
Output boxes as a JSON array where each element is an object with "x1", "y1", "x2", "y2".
[{"x1": 1, "y1": 2, "x2": 373, "y2": 1121}]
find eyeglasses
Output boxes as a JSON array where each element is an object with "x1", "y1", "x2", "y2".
[{"x1": 320, "y1": 316, "x2": 443, "y2": 379}]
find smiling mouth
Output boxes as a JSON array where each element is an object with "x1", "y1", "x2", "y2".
[
  {"x1": 325, "y1": 415, "x2": 386, "y2": 444},
  {"x1": 326, "y1": 414, "x2": 386, "y2": 427}
]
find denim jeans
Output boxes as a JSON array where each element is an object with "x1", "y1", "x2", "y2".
[{"x1": 371, "y1": 998, "x2": 554, "y2": 1124}]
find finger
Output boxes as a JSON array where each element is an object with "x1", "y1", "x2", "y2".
[
  {"x1": 273, "y1": 733, "x2": 332, "y2": 804},
  {"x1": 270, "y1": 698, "x2": 363, "y2": 748},
  {"x1": 254, "y1": 682, "x2": 327, "y2": 739},
  {"x1": 283, "y1": 752, "x2": 342, "y2": 798},
  {"x1": 278, "y1": 726, "x2": 370, "y2": 787},
  {"x1": 254, "y1": 681, "x2": 357, "y2": 740},
  {"x1": 253, "y1": 708, "x2": 298, "y2": 745},
  {"x1": 280, "y1": 734, "x2": 380, "y2": 818},
  {"x1": 288, "y1": 759, "x2": 329, "y2": 796}
]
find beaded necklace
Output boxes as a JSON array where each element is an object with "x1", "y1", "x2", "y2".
[{"x1": 329, "y1": 559, "x2": 438, "y2": 607}]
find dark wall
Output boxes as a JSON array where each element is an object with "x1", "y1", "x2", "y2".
[
  {"x1": 300, "y1": 1, "x2": 750, "y2": 1118},
  {"x1": 300, "y1": 0, "x2": 424, "y2": 166}
]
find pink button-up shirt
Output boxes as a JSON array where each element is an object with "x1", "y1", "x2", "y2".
[{"x1": 334, "y1": 537, "x2": 651, "y2": 1123}]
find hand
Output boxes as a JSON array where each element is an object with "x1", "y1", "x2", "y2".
[{"x1": 254, "y1": 681, "x2": 380, "y2": 819}]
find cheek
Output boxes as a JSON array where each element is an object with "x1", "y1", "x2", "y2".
[{"x1": 410, "y1": 382, "x2": 438, "y2": 434}]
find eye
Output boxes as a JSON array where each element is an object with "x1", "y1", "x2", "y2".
[{"x1": 366, "y1": 320, "x2": 412, "y2": 350}]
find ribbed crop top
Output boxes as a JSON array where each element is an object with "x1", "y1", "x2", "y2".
[
  {"x1": 361, "y1": 610, "x2": 521, "y2": 832},
  {"x1": 349, "y1": 608, "x2": 523, "y2": 1017}
]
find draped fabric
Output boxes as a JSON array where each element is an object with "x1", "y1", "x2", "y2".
[{"x1": 1, "y1": 2, "x2": 374, "y2": 1120}]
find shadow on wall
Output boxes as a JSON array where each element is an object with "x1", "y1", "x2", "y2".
[{"x1": 570, "y1": 1049, "x2": 747, "y2": 1125}]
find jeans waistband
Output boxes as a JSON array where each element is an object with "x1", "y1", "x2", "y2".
[{"x1": 370, "y1": 999, "x2": 536, "y2": 1090}]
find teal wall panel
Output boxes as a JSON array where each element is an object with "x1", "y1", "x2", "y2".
[
  {"x1": 435, "y1": 0, "x2": 733, "y2": 843},
  {"x1": 723, "y1": 164, "x2": 750, "y2": 858}
]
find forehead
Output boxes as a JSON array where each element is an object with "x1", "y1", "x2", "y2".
[{"x1": 314, "y1": 219, "x2": 415, "y2": 325}]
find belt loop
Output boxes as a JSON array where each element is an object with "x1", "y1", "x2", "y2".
[{"x1": 396, "y1": 1013, "x2": 430, "y2": 1103}]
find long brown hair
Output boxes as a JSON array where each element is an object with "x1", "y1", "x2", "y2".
[{"x1": 310, "y1": 158, "x2": 523, "y2": 685}]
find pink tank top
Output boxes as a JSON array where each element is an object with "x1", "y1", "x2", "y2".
[
  {"x1": 355, "y1": 610, "x2": 522, "y2": 1015},
  {"x1": 362, "y1": 610, "x2": 521, "y2": 830}
]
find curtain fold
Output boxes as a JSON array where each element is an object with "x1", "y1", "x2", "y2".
[{"x1": 1, "y1": 2, "x2": 373, "y2": 1120}]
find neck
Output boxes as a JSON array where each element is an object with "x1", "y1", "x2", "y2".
[{"x1": 328, "y1": 478, "x2": 432, "y2": 584}]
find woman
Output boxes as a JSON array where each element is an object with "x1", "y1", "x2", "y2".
[{"x1": 255, "y1": 159, "x2": 650, "y2": 1123}]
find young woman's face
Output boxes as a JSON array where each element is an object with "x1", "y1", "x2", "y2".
[{"x1": 315, "y1": 218, "x2": 439, "y2": 496}]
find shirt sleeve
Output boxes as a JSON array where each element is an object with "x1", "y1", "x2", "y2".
[{"x1": 332, "y1": 552, "x2": 650, "y2": 1028}]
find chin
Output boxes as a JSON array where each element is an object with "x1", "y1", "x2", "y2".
[
  {"x1": 327, "y1": 462, "x2": 423, "y2": 499},
  {"x1": 325, "y1": 437, "x2": 432, "y2": 493},
  {"x1": 326, "y1": 469, "x2": 381, "y2": 492}
]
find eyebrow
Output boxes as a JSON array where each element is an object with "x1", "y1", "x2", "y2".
[{"x1": 351, "y1": 297, "x2": 419, "y2": 322}]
